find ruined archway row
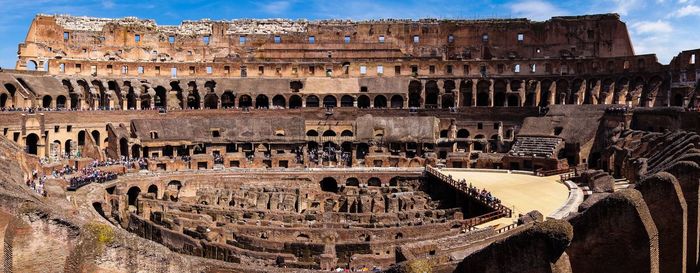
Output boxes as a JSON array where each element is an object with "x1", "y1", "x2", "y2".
[
  {"x1": 407, "y1": 75, "x2": 669, "y2": 108},
  {"x1": 5, "y1": 73, "x2": 676, "y2": 111}
]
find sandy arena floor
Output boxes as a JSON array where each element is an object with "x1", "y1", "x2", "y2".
[{"x1": 439, "y1": 169, "x2": 570, "y2": 228}]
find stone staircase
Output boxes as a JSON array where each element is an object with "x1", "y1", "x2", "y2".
[{"x1": 508, "y1": 136, "x2": 563, "y2": 158}]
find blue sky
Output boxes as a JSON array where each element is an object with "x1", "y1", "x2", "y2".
[{"x1": 0, "y1": 0, "x2": 698, "y2": 68}]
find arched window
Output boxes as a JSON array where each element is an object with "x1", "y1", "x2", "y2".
[
  {"x1": 289, "y1": 95, "x2": 302, "y2": 109},
  {"x1": 357, "y1": 95, "x2": 370, "y2": 108},
  {"x1": 239, "y1": 95, "x2": 252, "y2": 108},
  {"x1": 272, "y1": 95, "x2": 286, "y2": 108},
  {"x1": 221, "y1": 91, "x2": 235, "y2": 108},
  {"x1": 255, "y1": 94, "x2": 269, "y2": 109},
  {"x1": 323, "y1": 95, "x2": 337, "y2": 108},
  {"x1": 306, "y1": 95, "x2": 319, "y2": 107},
  {"x1": 390, "y1": 95, "x2": 403, "y2": 109},
  {"x1": 320, "y1": 177, "x2": 338, "y2": 193},
  {"x1": 340, "y1": 95, "x2": 354, "y2": 107},
  {"x1": 374, "y1": 95, "x2": 387, "y2": 108}
]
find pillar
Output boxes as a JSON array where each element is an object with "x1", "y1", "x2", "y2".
[{"x1": 489, "y1": 79, "x2": 495, "y2": 107}]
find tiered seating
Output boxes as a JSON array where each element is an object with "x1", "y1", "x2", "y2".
[{"x1": 508, "y1": 136, "x2": 563, "y2": 158}]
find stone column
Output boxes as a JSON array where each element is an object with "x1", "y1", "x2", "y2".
[
  {"x1": 471, "y1": 81, "x2": 477, "y2": 106},
  {"x1": 489, "y1": 79, "x2": 495, "y2": 107}
]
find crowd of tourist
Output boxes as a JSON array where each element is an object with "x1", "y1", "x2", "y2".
[
  {"x1": 454, "y1": 177, "x2": 502, "y2": 206},
  {"x1": 307, "y1": 147, "x2": 352, "y2": 166},
  {"x1": 88, "y1": 156, "x2": 146, "y2": 170},
  {"x1": 605, "y1": 106, "x2": 629, "y2": 114},
  {"x1": 67, "y1": 167, "x2": 118, "y2": 190},
  {"x1": 36, "y1": 157, "x2": 149, "y2": 191},
  {"x1": 26, "y1": 169, "x2": 47, "y2": 196},
  {"x1": 332, "y1": 266, "x2": 382, "y2": 272}
]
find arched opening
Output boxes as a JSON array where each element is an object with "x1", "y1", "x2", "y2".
[
  {"x1": 56, "y1": 95, "x2": 67, "y2": 109},
  {"x1": 390, "y1": 177, "x2": 399, "y2": 186},
  {"x1": 557, "y1": 79, "x2": 570, "y2": 105},
  {"x1": 106, "y1": 81, "x2": 122, "y2": 109},
  {"x1": 126, "y1": 87, "x2": 137, "y2": 110},
  {"x1": 374, "y1": 95, "x2": 387, "y2": 108},
  {"x1": 154, "y1": 86, "x2": 167, "y2": 109},
  {"x1": 444, "y1": 80, "x2": 456, "y2": 93},
  {"x1": 140, "y1": 94, "x2": 151, "y2": 110},
  {"x1": 77, "y1": 130, "x2": 86, "y2": 146},
  {"x1": 306, "y1": 130, "x2": 319, "y2": 137},
  {"x1": 221, "y1": 91, "x2": 235, "y2": 108},
  {"x1": 168, "y1": 180, "x2": 182, "y2": 190},
  {"x1": 408, "y1": 80, "x2": 422, "y2": 108},
  {"x1": 0, "y1": 93, "x2": 7, "y2": 108},
  {"x1": 322, "y1": 130, "x2": 336, "y2": 137},
  {"x1": 127, "y1": 186, "x2": 141, "y2": 206},
  {"x1": 525, "y1": 91, "x2": 536, "y2": 107},
  {"x1": 119, "y1": 138, "x2": 128, "y2": 157},
  {"x1": 320, "y1": 177, "x2": 338, "y2": 193},
  {"x1": 425, "y1": 80, "x2": 439, "y2": 108},
  {"x1": 296, "y1": 234, "x2": 310, "y2": 241},
  {"x1": 540, "y1": 80, "x2": 552, "y2": 107},
  {"x1": 147, "y1": 184, "x2": 158, "y2": 198},
  {"x1": 94, "y1": 83, "x2": 108, "y2": 109},
  {"x1": 457, "y1": 129, "x2": 470, "y2": 138},
  {"x1": 64, "y1": 139, "x2": 72, "y2": 157},
  {"x1": 4, "y1": 83, "x2": 16, "y2": 98},
  {"x1": 42, "y1": 95, "x2": 52, "y2": 108},
  {"x1": 356, "y1": 143, "x2": 368, "y2": 159},
  {"x1": 441, "y1": 94, "x2": 454, "y2": 109},
  {"x1": 91, "y1": 130, "x2": 101, "y2": 146},
  {"x1": 306, "y1": 95, "x2": 319, "y2": 107},
  {"x1": 289, "y1": 95, "x2": 302, "y2": 108},
  {"x1": 341, "y1": 130, "x2": 353, "y2": 137},
  {"x1": 673, "y1": 93, "x2": 684, "y2": 107},
  {"x1": 26, "y1": 60, "x2": 38, "y2": 71},
  {"x1": 272, "y1": 95, "x2": 286, "y2": 108},
  {"x1": 203, "y1": 93, "x2": 218, "y2": 109},
  {"x1": 367, "y1": 177, "x2": 381, "y2": 187},
  {"x1": 507, "y1": 94, "x2": 520, "y2": 107},
  {"x1": 131, "y1": 144, "x2": 141, "y2": 158},
  {"x1": 25, "y1": 133, "x2": 39, "y2": 155},
  {"x1": 477, "y1": 80, "x2": 490, "y2": 106},
  {"x1": 460, "y1": 80, "x2": 473, "y2": 107},
  {"x1": 493, "y1": 80, "x2": 506, "y2": 106},
  {"x1": 340, "y1": 95, "x2": 354, "y2": 107},
  {"x1": 323, "y1": 95, "x2": 337, "y2": 108},
  {"x1": 187, "y1": 90, "x2": 201, "y2": 109},
  {"x1": 357, "y1": 95, "x2": 370, "y2": 108},
  {"x1": 346, "y1": 177, "x2": 360, "y2": 187},
  {"x1": 255, "y1": 94, "x2": 269, "y2": 109},
  {"x1": 490, "y1": 135, "x2": 499, "y2": 151},
  {"x1": 239, "y1": 95, "x2": 252, "y2": 108},
  {"x1": 390, "y1": 95, "x2": 403, "y2": 109}
]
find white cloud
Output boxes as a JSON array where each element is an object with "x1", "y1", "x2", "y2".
[
  {"x1": 102, "y1": 0, "x2": 115, "y2": 9},
  {"x1": 611, "y1": 0, "x2": 642, "y2": 16},
  {"x1": 508, "y1": 0, "x2": 566, "y2": 21},
  {"x1": 632, "y1": 20, "x2": 673, "y2": 34},
  {"x1": 674, "y1": 5, "x2": 700, "y2": 16},
  {"x1": 259, "y1": 1, "x2": 293, "y2": 15}
]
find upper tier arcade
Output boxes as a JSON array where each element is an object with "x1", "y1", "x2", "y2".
[{"x1": 17, "y1": 14, "x2": 636, "y2": 74}]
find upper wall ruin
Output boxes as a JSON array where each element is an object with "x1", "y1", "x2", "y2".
[{"x1": 17, "y1": 13, "x2": 637, "y2": 72}]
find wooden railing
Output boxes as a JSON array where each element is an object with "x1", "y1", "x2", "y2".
[
  {"x1": 557, "y1": 164, "x2": 589, "y2": 182},
  {"x1": 425, "y1": 165, "x2": 512, "y2": 219}
]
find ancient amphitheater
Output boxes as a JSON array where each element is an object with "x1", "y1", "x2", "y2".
[{"x1": 0, "y1": 13, "x2": 698, "y2": 273}]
